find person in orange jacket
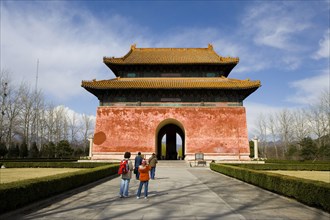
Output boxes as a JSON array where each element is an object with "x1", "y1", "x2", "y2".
[{"x1": 136, "y1": 159, "x2": 151, "y2": 199}]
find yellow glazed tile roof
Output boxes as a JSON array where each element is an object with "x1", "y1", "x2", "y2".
[
  {"x1": 103, "y1": 44, "x2": 239, "y2": 65},
  {"x1": 81, "y1": 77, "x2": 261, "y2": 90}
]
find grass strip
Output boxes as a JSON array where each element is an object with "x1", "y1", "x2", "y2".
[
  {"x1": 0, "y1": 163, "x2": 119, "y2": 214},
  {"x1": 210, "y1": 163, "x2": 330, "y2": 213}
]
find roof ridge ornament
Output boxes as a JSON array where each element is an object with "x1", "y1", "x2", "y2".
[
  {"x1": 131, "y1": 44, "x2": 137, "y2": 50},
  {"x1": 208, "y1": 44, "x2": 213, "y2": 50}
]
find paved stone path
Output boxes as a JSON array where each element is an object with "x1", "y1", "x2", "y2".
[{"x1": 2, "y1": 165, "x2": 329, "y2": 220}]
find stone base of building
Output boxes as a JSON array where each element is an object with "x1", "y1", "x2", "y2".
[
  {"x1": 91, "y1": 152, "x2": 251, "y2": 162},
  {"x1": 91, "y1": 152, "x2": 153, "y2": 161}
]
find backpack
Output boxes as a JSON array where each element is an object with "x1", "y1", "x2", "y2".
[{"x1": 118, "y1": 159, "x2": 129, "y2": 175}]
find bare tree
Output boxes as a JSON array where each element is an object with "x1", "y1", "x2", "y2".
[
  {"x1": 0, "y1": 69, "x2": 96, "y2": 158},
  {"x1": 36, "y1": 98, "x2": 47, "y2": 148},
  {"x1": 29, "y1": 90, "x2": 44, "y2": 149},
  {"x1": 17, "y1": 83, "x2": 35, "y2": 149},
  {"x1": 68, "y1": 112, "x2": 81, "y2": 147},
  {"x1": 53, "y1": 106, "x2": 67, "y2": 143},
  {"x1": 291, "y1": 108, "x2": 311, "y2": 145},
  {"x1": 45, "y1": 103, "x2": 56, "y2": 143},
  {"x1": 62, "y1": 112, "x2": 69, "y2": 142},
  {"x1": 319, "y1": 90, "x2": 330, "y2": 140},
  {"x1": 307, "y1": 90, "x2": 330, "y2": 147},
  {"x1": 268, "y1": 114, "x2": 279, "y2": 158},
  {"x1": 4, "y1": 82, "x2": 22, "y2": 146},
  {"x1": 276, "y1": 109, "x2": 293, "y2": 157},
  {"x1": 255, "y1": 113, "x2": 268, "y2": 158},
  {"x1": 81, "y1": 114, "x2": 95, "y2": 155},
  {"x1": 0, "y1": 71, "x2": 10, "y2": 143}
]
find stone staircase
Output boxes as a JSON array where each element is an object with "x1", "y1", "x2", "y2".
[{"x1": 157, "y1": 160, "x2": 190, "y2": 167}]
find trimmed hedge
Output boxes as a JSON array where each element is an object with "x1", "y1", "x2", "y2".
[
  {"x1": 229, "y1": 163, "x2": 330, "y2": 171},
  {"x1": 1, "y1": 162, "x2": 113, "y2": 168},
  {"x1": 265, "y1": 159, "x2": 330, "y2": 164},
  {"x1": 0, "y1": 163, "x2": 119, "y2": 214},
  {"x1": 210, "y1": 163, "x2": 330, "y2": 212},
  {"x1": 0, "y1": 158, "x2": 79, "y2": 163}
]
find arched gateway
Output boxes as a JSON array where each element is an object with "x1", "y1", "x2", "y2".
[
  {"x1": 82, "y1": 44, "x2": 261, "y2": 161},
  {"x1": 156, "y1": 119, "x2": 185, "y2": 160}
]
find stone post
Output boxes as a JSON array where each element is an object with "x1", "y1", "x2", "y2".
[
  {"x1": 88, "y1": 138, "x2": 93, "y2": 158},
  {"x1": 252, "y1": 136, "x2": 258, "y2": 159}
]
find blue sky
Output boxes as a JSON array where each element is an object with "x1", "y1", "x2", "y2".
[{"x1": 1, "y1": 0, "x2": 329, "y2": 136}]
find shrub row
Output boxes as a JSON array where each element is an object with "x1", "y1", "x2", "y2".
[
  {"x1": 229, "y1": 163, "x2": 330, "y2": 171},
  {"x1": 265, "y1": 159, "x2": 330, "y2": 164},
  {"x1": 0, "y1": 163, "x2": 119, "y2": 214},
  {"x1": 1, "y1": 162, "x2": 114, "y2": 168},
  {"x1": 210, "y1": 163, "x2": 330, "y2": 212},
  {"x1": 0, "y1": 158, "x2": 79, "y2": 162}
]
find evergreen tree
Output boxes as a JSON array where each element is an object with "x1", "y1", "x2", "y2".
[
  {"x1": 39, "y1": 144, "x2": 46, "y2": 158},
  {"x1": 73, "y1": 147, "x2": 84, "y2": 157},
  {"x1": 19, "y1": 142, "x2": 28, "y2": 158},
  {"x1": 84, "y1": 145, "x2": 89, "y2": 157},
  {"x1": 0, "y1": 142, "x2": 8, "y2": 158},
  {"x1": 48, "y1": 142, "x2": 56, "y2": 158},
  {"x1": 300, "y1": 137, "x2": 318, "y2": 160},
  {"x1": 317, "y1": 134, "x2": 330, "y2": 160},
  {"x1": 8, "y1": 143, "x2": 19, "y2": 158},
  {"x1": 249, "y1": 140, "x2": 254, "y2": 158},
  {"x1": 29, "y1": 142, "x2": 40, "y2": 158},
  {"x1": 14, "y1": 143, "x2": 20, "y2": 158},
  {"x1": 40, "y1": 142, "x2": 56, "y2": 158},
  {"x1": 318, "y1": 143, "x2": 330, "y2": 161},
  {"x1": 286, "y1": 144, "x2": 299, "y2": 160},
  {"x1": 56, "y1": 140, "x2": 73, "y2": 158}
]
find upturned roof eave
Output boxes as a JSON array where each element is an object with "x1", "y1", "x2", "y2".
[
  {"x1": 81, "y1": 85, "x2": 261, "y2": 102},
  {"x1": 104, "y1": 62, "x2": 238, "y2": 77},
  {"x1": 82, "y1": 87, "x2": 260, "y2": 91},
  {"x1": 103, "y1": 59, "x2": 239, "y2": 66},
  {"x1": 81, "y1": 80, "x2": 261, "y2": 90}
]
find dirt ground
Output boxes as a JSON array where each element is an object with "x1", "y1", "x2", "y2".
[
  {"x1": 0, "y1": 168, "x2": 85, "y2": 184},
  {"x1": 266, "y1": 170, "x2": 330, "y2": 183}
]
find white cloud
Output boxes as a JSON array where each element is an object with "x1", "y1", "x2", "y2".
[
  {"x1": 1, "y1": 1, "x2": 328, "y2": 129},
  {"x1": 287, "y1": 69, "x2": 330, "y2": 105},
  {"x1": 55, "y1": 105, "x2": 96, "y2": 123},
  {"x1": 281, "y1": 56, "x2": 302, "y2": 71},
  {"x1": 3, "y1": 1, "x2": 318, "y2": 105},
  {"x1": 242, "y1": 2, "x2": 311, "y2": 50},
  {"x1": 53, "y1": 105, "x2": 96, "y2": 138},
  {"x1": 1, "y1": 2, "x2": 149, "y2": 102},
  {"x1": 312, "y1": 29, "x2": 330, "y2": 59},
  {"x1": 154, "y1": 27, "x2": 219, "y2": 48}
]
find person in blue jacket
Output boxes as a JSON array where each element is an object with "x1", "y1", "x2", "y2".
[{"x1": 134, "y1": 152, "x2": 143, "y2": 179}]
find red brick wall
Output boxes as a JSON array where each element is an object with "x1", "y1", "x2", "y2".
[{"x1": 92, "y1": 106, "x2": 250, "y2": 160}]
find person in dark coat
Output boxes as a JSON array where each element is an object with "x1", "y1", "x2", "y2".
[{"x1": 134, "y1": 152, "x2": 143, "y2": 179}]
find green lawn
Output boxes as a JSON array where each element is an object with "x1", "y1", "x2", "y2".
[
  {"x1": 0, "y1": 168, "x2": 85, "y2": 184},
  {"x1": 266, "y1": 170, "x2": 330, "y2": 183}
]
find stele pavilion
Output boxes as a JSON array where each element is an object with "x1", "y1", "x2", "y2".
[{"x1": 82, "y1": 44, "x2": 261, "y2": 161}]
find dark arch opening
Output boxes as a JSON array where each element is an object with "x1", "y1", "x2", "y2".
[{"x1": 157, "y1": 124, "x2": 185, "y2": 160}]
